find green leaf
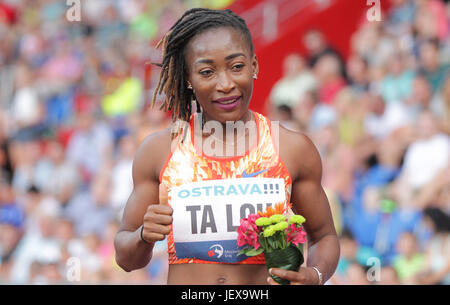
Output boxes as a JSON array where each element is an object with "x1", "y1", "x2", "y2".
[
  {"x1": 258, "y1": 235, "x2": 268, "y2": 251},
  {"x1": 244, "y1": 248, "x2": 264, "y2": 256},
  {"x1": 295, "y1": 243, "x2": 304, "y2": 254},
  {"x1": 264, "y1": 245, "x2": 304, "y2": 285},
  {"x1": 268, "y1": 236, "x2": 276, "y2": 249},
  {"x1": 238, "y1": 248, "x2": 250, "y2": 256},
  {"x1": 277, "y1": 239, "x2": 283, "y2": 249}
]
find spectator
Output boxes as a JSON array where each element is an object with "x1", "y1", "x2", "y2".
[
  {"x1": 380, "y1": 52, "x2": 415, "y2": 104},
  {"x1": 346, "y1": 53, "x2": 370, "y2": 95},
  {"x1": 134, "y1": 104, "x2": 171, "y2": 143},
  {"x1": 37, "y1": 139, "x2": 80, "y2": 207},
  {"x1": 110, "y1": 134, "x2": 136, "y2": 218},
  {"x1": 10, "y1": 140, "x2": 47, "y2": 194},
  {"x1": 404, "y1": 74, "x2": 434, "y2": 119},
  {"x1": 363, "y1": 93, "x2": 414, "y2": 140},
  {"x1": 0, "y1": 186, "x2": 24, "y2": 281},
  {"x1": 313, "y1": 54, "x2": 347, "y2": 105},
  {"x1": 430, "y1": 73, "x2": 450, "y2": 133},
  {"x1": 345, "y1": 263, "x2": 371, "y2": 285},
  {"x1": 268, "y1": 53, "x2": 317, "y2": 110},
  {"x1": 392, "y1": 232, "x2": 426, "y2": 284},
  {"x1": 63, "y1": 172, "x2": 115, "y2": 238},
  {"x1": 414, "y1": 0, "x2": 448, "y2": 41},
  {"x1": 387, "y1": 0, "x2": 416, "y2": 29},
  {"x1": 268, "y1": 105, "x2": 301, "y2": 132},
  {"x1": 65, "y1": 110, "x2": 114, "y2": 184},
  {"x1": 397, "y1": 111, "x2": 450, "y2": 191},
  {"x1": 417, "y1": 207, "x2": 450, "y2": 284},
  {"x1": 351, "y1": 21, "x2": 396, "y2": 68},
  {"x1": 302, "y1": 29, "x2": 345, "y2": 74},
  {"x1": 9, "y1": 63, "x2": 45, "y2": 140},
  {"x1": 417, "y1": 38, "x2": 450, "y2": 94},
  {"x1": 9, "y1": 188, "x2": 62, "y2": 283},
  {"x1": 334, "y1": 88, "x2": 365, "y2": 146},
  {"x1": 101, "y1": 61, "x2": 142, "y2": 118},
  {"x1": 293, "y1": 89, "x2": 337, "y2": 134},
  {"x1": 377, "y1": 266, "x2": 401, "y2": 285},
  {"x1": 332, "y1": 229, "x2": 380, "y2": 285}
]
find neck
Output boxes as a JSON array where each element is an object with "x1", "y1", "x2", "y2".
[
  {"x1": 192, "y1": 110, "x2": 257, "y2": 156},
  {"x1": 201, "y1": 110, "x2": 253, "y2": 126},
  {"x1": 200, "y1": 110, "x2": 253, "y2": 137}
]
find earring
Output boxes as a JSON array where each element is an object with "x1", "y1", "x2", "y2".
[
  {"x1": 187, "y1": 83, "x2": 193, "y2": 90},
  {"x1": 253, "y1": 74, "x2": 258, "y2": 80}
]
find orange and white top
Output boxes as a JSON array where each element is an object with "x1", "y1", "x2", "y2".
[{"x1": 159, "y1": 111, "x2": 292, "y2": 264}]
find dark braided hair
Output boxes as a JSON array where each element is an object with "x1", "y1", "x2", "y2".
[{"x1": 151, "y1": 8, "x2": 254, "y2": 123}]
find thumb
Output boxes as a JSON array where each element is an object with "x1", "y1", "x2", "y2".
[{"x1": 159, "y1": 183, "x2": 169, "y2": 205}]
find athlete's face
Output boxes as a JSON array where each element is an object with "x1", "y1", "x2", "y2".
[{"x1": 185, "y1": 27, "x2": 258, "y2": 123}]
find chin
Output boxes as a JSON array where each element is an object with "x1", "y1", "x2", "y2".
[
  {"x1": 219, "y1": 108, "x2": 249, "y2": 123},
  {"x1": 204, "y1": 102, "x2": 249, "y2": 123}
]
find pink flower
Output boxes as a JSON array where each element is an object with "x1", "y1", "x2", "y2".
[
  {"x1": 286, "y1": 224, "x2": 307, "y2": 246},
  {"x1": 248, "y1": 213, "x2": 260, "y2": 225},
  {"x1": 237, "y1": 214, "x2": 261, "y2": 250}
]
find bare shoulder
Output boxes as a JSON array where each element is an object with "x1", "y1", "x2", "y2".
[
  {"x1": 133, "y1": 127, "x2": 172, "y2": 183},
  {"x1": 277, "y1": 125, "x2": 322, "y2": 182},
  {"x1": 277, "y1": 125, "x2": 315, "y2": 152}
]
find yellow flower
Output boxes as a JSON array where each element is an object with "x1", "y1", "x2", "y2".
[
  {"x1": 269, "y1": 214, "x2": 286, "y2": 224},
  {"x1": 288, "y1": 215, "x2": 306, "y2": 225},
  {"x1": 273, "y1": 221, "x2": 288, "y2": 231},
  {"x1": 263, "y1": 225, "x2": 276, "y2": 237},
  {"x1": 255, "y1": 217, "x2": 272, "y2": 227}
]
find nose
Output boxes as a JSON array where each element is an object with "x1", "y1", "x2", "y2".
[{"x1": 216, "y1": 71, "x2": 235, "y2": 93}]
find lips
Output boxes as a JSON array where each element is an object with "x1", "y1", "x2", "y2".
[
  {"x1": 213, "y1": 96, "x2": 241, "y2": 111},
  {"x1": 213, "y1": 95, "x2": 241, "y2": 104}
]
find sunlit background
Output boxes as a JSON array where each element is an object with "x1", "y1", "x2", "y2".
[{"x1": 0, "y1": 0, "x2": 449, "y2": 284}]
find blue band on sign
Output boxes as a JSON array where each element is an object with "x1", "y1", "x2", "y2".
[{"x1": 174, "y1": 240, "x2": 247, "y2": 263}]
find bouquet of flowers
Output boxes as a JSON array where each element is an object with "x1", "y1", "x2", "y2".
[{"x1": 237, "y1": 202, "x2": 306, "y2": 285}]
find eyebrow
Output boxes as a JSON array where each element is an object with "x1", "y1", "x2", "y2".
[
  {"x1": 225, "y1": 52, "x2": 247, "y2": 61},
  {"x1": 194, "y1": 52, "x2": 247, "y2": 65}
]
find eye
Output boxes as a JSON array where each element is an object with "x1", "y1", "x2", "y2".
[
  {"x1": 199, "y1": 69, "x2": 213, "y2": 76},
  {"x1": 232, "y1": 64, "x2": 245, "y2": 71}
]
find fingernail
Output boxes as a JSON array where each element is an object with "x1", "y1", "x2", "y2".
[{"x1": 268, "y1": 268, "x2": 273, "y2": 275}]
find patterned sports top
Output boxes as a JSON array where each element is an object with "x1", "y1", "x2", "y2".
[{"x1": 159, "y1": 110, "x2": 292, "y2": 264}]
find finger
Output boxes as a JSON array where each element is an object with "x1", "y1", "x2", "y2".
[
  {"x1": 149, "y1": 204, "x2": 173, "y2": 217},
  {"x1": 267, "y1": 276, "x2": 280, "y2": 285},
  {"x1": 154, "y1": 214, "x2": 173, "y2": 225},
  {"x1": 269, "y1": 268, "x2": 306, "y2": 284},
  {"x1": 159, "y1": 183, "x2": 169, "y2": 205},
  {"x1": 145, "y1": 223, "x2": 171, "y2": 236},
  {"x1": 143, "y1": 232, "x2": 166, "y2": 242}
]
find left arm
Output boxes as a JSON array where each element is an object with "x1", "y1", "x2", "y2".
[{"x1": 268, "y1": 133, "x2": 340, "y2": 285}]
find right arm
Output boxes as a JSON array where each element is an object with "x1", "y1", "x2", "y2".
[{"x1": 114, "y1": 129, "x2": 172, "y2": 272}]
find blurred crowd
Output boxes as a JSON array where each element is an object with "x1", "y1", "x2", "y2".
[
  {"x1": 267, "y1": 0, "x2": 450, "y2": 285},
  {"x1": 0, "y1": 0, "x2": 449, "y2": 285},
  {"x1": 0, "y1": 0, "x2": 238, "y2": 284}
]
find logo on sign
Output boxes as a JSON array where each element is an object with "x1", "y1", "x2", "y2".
[{"x1": 208, "y1": 244, "x2": 224, "y2": 258}]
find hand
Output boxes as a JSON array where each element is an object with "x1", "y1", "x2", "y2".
[
  {"x1": 267, "y1": 267, "x2": 321, "y2": 285},
  {"x1": 141, "y1": 183, "x2": 173, "y2": 244}
]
